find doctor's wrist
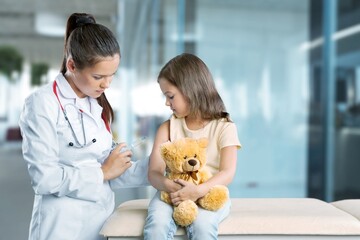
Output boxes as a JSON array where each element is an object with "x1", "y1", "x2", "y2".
[{"x1": 101, "y1": 166, "x2": 110, "y2": 181}]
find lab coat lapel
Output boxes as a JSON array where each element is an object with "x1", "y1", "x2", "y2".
[
  {"x1": 88, "y1": 98, "x2": 104, "y2": 127},
  {"x1": 55, "y1": 73, "x2": 77, "y2": 100},
  {"x1": 55, "y1": 73, "x2": 104, "y2": 129}
]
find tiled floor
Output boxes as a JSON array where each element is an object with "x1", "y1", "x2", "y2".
[{"x1": 0, "y1": 142, "x2": 33, "y2": 240}]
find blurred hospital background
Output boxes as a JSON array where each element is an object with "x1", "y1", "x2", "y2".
[{"x1": 1, "y1": 0, "x2": 360, "y2": 239}]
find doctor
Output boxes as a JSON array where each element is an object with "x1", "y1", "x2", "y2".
[{"x1": 19, "y1": 13, "x2": 148, "y2": 240}]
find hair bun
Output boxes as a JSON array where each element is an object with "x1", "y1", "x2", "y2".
[{"x1": 75, "y1": 15, "x2": 96, "y2": 26}]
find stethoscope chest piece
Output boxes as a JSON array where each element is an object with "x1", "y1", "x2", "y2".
[{"x1": 68, "y1": 138, "x2": 96, "y2": 148}]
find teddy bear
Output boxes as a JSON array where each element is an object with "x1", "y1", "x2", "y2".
[{"x1": 160, "y1": 137, "x2": 229, "y2": 227}]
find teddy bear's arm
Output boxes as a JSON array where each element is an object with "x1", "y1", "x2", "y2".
[{"x1": 198, "y1": 169, "x2": 212, "y2": 183}]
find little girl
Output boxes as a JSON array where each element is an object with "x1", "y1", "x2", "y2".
[{"x1": 143, "y1": 53, "x2": 241, "y2": 239}]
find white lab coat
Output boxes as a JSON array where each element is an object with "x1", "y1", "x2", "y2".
[{"x1": 19, "y1": 73, "x2": 149, "y2": 240}]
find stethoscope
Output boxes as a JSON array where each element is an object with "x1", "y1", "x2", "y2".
[{"x1": 53, "y1": 81, "x2": 101, "y2": 148}]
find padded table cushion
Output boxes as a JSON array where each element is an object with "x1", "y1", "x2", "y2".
[
  {"x1": 331, "y1": 200, "x2": 360, "y2": 221},
  {"x1": 100, "y1": 198, "x2": 360, "y2": 237}
]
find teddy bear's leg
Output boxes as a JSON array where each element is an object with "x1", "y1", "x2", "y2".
[
  {"x1": 173, "y1": 200, "x2": 198, "y2": 227},
  {"x1": 198, "y1": 185, "x2": 229, "y2": 211}
]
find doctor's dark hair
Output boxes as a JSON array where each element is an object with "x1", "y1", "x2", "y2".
[
  {"x1": 158, "y1": 53, "x2": 230, "y2": 121},
  {"x1": 61, "y1": 13, "x2": 120, "y2": 125}
]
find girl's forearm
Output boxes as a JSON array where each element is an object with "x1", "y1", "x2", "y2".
[
  {"x1": 149, "y1": 171, "x2": 177, "y2": 192},
  {"x1": 198, "y1": 170, "x2": 234, "y2": 197}
]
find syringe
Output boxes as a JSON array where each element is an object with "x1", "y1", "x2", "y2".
[{"x1": 119, "y1": 136, "x2": 147, "y2": 153}]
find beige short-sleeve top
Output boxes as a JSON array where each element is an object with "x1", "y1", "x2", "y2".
[{"x1": 169, "y1": 115, "x2": 241, "y2": 175}]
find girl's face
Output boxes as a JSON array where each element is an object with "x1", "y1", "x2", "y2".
[
  {"x1": 67, "y1": 54, "x2": 120, "y2": 98},
  {"x1": 159, "y1": 77, "x2": 189, "y2": 118}
]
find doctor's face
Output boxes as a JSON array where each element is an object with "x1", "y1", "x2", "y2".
[{"x1": 68, "y1": 54, "x2": 120, "y2": 98}]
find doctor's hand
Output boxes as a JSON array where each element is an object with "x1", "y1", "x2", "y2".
[{"x1": 101, "y1": 143, "x2": 132, "y2": 181}]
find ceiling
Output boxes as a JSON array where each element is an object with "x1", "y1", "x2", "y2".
[
  {"x1": 1, "y1": 0, "x2": 310, "y2": 72},
  {"x1": 3, "y1": 0, "x2": 359, "y2": 73},
  {"x1": 0, "y1": 0, "x2": 118, "y2": 69}
]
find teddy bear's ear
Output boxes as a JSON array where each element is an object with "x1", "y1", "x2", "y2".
[
  {"x1": 197, "y1": 138, "x2": 208, "y2": 148},
  {"x1": 160, "y1": 141, "x2": 171, "y2": 149},
  {"x1": 160, "y1": 141, "x2": 170, "y2": 152},
  {"x1": 160, "y1": 141, "x2": 173, "y2": 159}
]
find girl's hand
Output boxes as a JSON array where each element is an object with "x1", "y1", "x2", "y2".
[
  {"x1": 167, "y1": 179, "x2": 183, "y2": 193},
  {"x1": 169, "y1": 179, "x2": 202, "y2": 206},
  {"x1": 101, "y1": 143, "x2": 132, "y2": 181}
]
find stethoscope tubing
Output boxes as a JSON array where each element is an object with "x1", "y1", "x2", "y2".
[{"x1": 53, "y1": 81, "x2": 95, "y2": 148}]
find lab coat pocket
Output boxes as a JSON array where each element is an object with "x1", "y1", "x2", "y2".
[{"x1": 39, "y1": 195, "x2": 83, "y2": 240}]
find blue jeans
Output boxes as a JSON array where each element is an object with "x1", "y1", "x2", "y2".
[{"x1": 143, "y1": 191, "x2": 231, "y2": 240}]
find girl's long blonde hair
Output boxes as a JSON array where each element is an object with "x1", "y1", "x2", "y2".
[{"x1": 158, "y1": 53, "x2": 230, "y2": 121}]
